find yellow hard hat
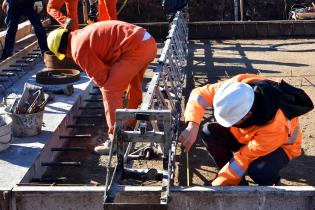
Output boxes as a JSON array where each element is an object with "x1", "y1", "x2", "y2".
[{"x1": 47, "y1": 28, "x2": 68, "y2": 60}]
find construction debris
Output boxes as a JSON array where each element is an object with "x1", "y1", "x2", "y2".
[{"x1": 5, "y1": 83, "x2": 49, "y2": 115}]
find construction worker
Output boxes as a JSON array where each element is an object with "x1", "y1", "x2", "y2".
[
  {"x1": 1, "y1": 0, "x2": 49, "y2": 59},
  {"x1": 47, "y1": 20, "x2": 157, "y2": 154},
  {"x1": 179, "y1": 73, "x2": 313, "y2": 186},
  {"x1": 47, "y1": 0, "x2": 79, "y2": 31},
  {"x1": 87, "y1": 0, "x2": 117, "y2": 24},
  {"x1": 98, "y1": 0, "x2": 117, "y2": 21}
]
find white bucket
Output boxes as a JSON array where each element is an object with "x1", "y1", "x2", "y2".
[
  {"x1": 8, "y1": 110, "x2": 44, "y2": 137},
  {"x1": 0, "y1": 114, "x2": 13, "y2": 152}
]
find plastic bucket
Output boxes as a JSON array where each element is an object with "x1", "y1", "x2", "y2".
[
  {"x1": 0, "y1": 114, "x2": 13, "y2": 152},
  {"x1": 8, "y1": 110, "x2": 44, "y2": 137}
]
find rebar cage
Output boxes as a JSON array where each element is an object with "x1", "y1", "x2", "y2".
[{"x1": 104, "y1": 11, "x2": 189, "y2": 207}]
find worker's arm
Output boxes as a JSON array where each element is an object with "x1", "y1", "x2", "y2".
[
  {"x1": 212, "y1": 114, "x2": 290, "y2": 186},
  {"x1": 2, "y1": 0, "x2": 7, "y2": 15},
  {"x1": 47, "y1": 0, "x2": 67, "y2": 26},
  {"x1": 72, "y1": 46, "x2": 110, "y2": 87},
  {"x1": 181, "y1": 80, "x2": 228, "y2": 152}
]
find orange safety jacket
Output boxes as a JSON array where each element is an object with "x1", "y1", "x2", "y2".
[
  {"x1": 184, "y1": 73, "x2": 302, "y2": 186},
  {"x1": 66, "y1": 20, "x2": 146, "y2": 87}
]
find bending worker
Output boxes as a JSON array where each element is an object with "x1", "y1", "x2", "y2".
[
  {"x1": 179, "y1": 73, "x2": 313, "y2": 186},
  {"x1": 47, "y1": 0, "x2": 79, "y2": 31},
  {"x1": 47, "y1": 20, "x2": 157, "y2": 154},
  {"x1": 1, "y1": 0, "x2": 48, "y2": 59}
]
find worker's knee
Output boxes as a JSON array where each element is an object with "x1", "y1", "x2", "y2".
[
  {"x1": 248, "y1": 165, "x2": 281, "y2": 186},
  {"x1": 248, "y1": 148, "x2": 289, "y2": 186}
]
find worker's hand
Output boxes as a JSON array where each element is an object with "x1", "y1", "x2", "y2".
[
  {"x1": 179, "y1": 121, "x2": 199, "y2": 152},
  {"x1": 2, "y1": 0, "x2": 7, "y2": 15},
  {"x1": 33, "y1": 1, "x2": 43, "y2": 14}
]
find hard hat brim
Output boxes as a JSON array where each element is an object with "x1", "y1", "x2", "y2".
[
  {"x1": 214, "y1": 82, "x2": 255, "y2": 127},
  {"x1": 47, "y1": 28, "x2": 67, "y2": 61}
]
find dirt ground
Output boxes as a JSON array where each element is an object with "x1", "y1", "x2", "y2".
[{"x1": 178, "y1": 38, "x2": 315, "y2": 186}]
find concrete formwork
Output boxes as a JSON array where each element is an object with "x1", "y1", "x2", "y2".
[
  {"x1": 7, "y1": 186, "x2": 315, "y2": 210},
  {"x1": 136, "y1": 20, "x2": 315, "y2": 40}
]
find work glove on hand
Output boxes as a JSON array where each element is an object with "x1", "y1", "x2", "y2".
[
  {"x1": 33, "y1": 1, "x2": 43, "y2": 14},
  {"x1": 2, "y1": 0, "x2": 7, "y2": 15}
]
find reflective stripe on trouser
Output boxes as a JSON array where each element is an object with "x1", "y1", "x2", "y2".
[
  {"x1": 98, "y1": 0, "x2": 117, "y2": 21},
  {"x1": 47, "y1": 0, "x2": 79, "y2": 30},
  {"x1": 100, "y1": 37, "x2": 157, "y2": 135}
]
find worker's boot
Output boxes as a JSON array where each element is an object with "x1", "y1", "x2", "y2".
[
  {"x1": 64, "y1": 18, "x2": 74, "y2": 31},
  {"x1": 94, "y1": 140, "x2": 116, "y2": 155}
]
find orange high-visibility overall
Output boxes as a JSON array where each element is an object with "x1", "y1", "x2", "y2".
[
  {"x1": 66, "y1": 20, "x2": 157, "y2": 136},
  {"x1": 98, "y1": 0, "x2": 117, "y2": 21},
  {"x1": 47, "y1": 0, "x2": 79, "y2": 30},
  {"x1": 184, "y1": 74, "x2": 302, "y2": 186}
]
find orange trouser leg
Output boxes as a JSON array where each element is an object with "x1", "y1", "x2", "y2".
[
  {"x1": 98, "y1": 0, "x2": 117, "y2": 21},
  {"x1": 65, "y1": 0, "x2": 79, "y2": 30},
  {"x1": 100, "y1": 37, "x2": 157, "y2": 135},
  {"x1": 47, "y1": 0, "x2": 67, "y2": 27}
]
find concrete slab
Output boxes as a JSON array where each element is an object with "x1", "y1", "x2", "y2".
[{"x1": 0, "y1": 61, "x2": 91, "y2": 188}]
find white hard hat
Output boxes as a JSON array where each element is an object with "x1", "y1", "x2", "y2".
[{"x1": 213, "y1": 81, "x2": 254, "y2": 127}]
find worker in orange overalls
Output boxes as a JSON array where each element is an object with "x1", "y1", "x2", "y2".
[
  {"x1": 47, "y1": 0, "x2": 79, "y2": 31},
  {"x1": 47, "y1": 20, "x2": 157, "y2": 154},
  {"x1": 179, "y1": 74, "x2": 313, "y2": 186},
  {"x1": 98, "y1": 0, "x2": 117, "y2": 20},
  {"x1": 87, "y1": 0, "x2": 116, "y2": 23}
]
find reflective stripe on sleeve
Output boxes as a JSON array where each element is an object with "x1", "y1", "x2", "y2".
[
  {"x1": 287, "y1": 125, "x2": 299, "y2": 144},
  {"x1": 189, "y1": 93, "x2": 209, "y2": 109},
  {"x1": 229, "y1": 159, "x2": 246, "y2": 177}
]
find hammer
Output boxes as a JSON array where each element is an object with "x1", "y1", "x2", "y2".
[{"x1": 25, "y1": 83, "x2": 74, "y2": 96}]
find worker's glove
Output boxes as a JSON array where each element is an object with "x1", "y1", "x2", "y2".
[
  {"x1": 33, "y1": 1, "x2": 43, "y2": 14},
  {"x1": 2, "y1": 0, "x2": 7, "y2": 15}
]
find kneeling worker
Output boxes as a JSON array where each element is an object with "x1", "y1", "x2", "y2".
[
  {"x1": 47, "y1": 20, "x2": 157, "y2": 154},
  {"x1": 179, "y1": 73, "x2": 313, "y2": 186}
]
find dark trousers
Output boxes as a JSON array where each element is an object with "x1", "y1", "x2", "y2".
[
  {"x1": 2, "y1": 3, "x2": 49, "y2": 58},
  {"x1": 201, "y1": 122, "x2": 290, "y2": 186}
]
